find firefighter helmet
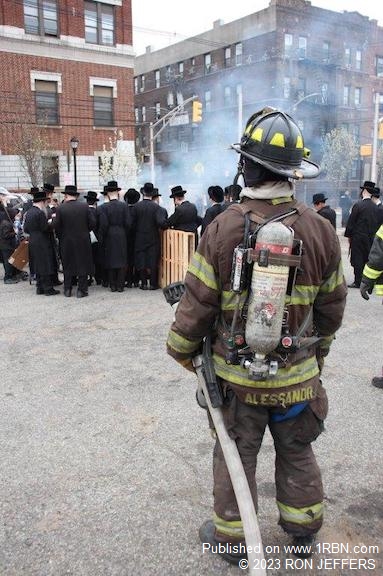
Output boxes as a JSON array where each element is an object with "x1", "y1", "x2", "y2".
[{"x1": 231, "y1": 107, "x2": 320, "y2": 179}]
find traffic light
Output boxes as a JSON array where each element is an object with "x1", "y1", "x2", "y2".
[{"x1": 192, "y1": 100, "x2": 203, "y2": 123}]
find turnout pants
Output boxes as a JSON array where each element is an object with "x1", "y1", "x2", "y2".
[{"x1": 213, "y1": 393, "x2": 326, "y2": 542}]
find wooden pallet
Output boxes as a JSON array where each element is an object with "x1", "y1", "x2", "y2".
[{"x1": 159, "y1": 229, "x2": 195, "y2": 288}]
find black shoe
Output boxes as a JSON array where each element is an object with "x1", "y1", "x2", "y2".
[
  {"x1": 291, "y1": 534, "x2": 315, "y2": 558},
  {"x1": 36, "y1": 287, "x2": 45, "y2": 295},
  {"x1": 102, "y1": 281, "x2": 109, "y2": 288},
  {"x1": 117, "y1": 287, "x2": 124, "y2": 292},
  {"x1": 198, "y1": 520, "x2": 247, "y2": 565},
  {"x1": 347, "y1": 282, "x2": 360, "y2": 288},
  {"x1": 147, "y1": 285, "x2": 159, "y2": 290},
  {"x1": 45, "y1": 288, "x2": 60, "y2": 296},
  {"x1": 110, "y1": 286, "x2": 117, "y2": 292},
  {"x1": 53, "y1": 280, "x2": 63, "y2": 286},
  {"x1": 372, "y1": 376, "x2": 383, "y2": 389},
  {"x1": 139, "y1": 285, "x2": 148, "y2": 290},
  {"x1": 4, "y1": 278, "x2": 19, "y2": 284},
  {"x1": 64, "y1": 289, "x2": 72, "y2": 297},
  {"x1": 77, "y1": 290, "x2": 88, "y2": 298},
  {"x1": 125, "y1": 282, "x2": 132, "y2": 288}
]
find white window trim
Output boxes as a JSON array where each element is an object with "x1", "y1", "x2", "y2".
[
  {"x1": 89, "y1": 77, "x2": 117, "y2": 98},
  {"x1": 31, "y1": 71, "x2": 62, "y2": 93}
]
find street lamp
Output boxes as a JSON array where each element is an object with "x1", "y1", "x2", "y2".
[{"x1": 70, "y1": 136, "x2": 79, "y2": 187}]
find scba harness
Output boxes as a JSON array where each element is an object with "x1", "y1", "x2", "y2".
[{"x1": 223, "y1": 201, "x2": 321, "y2": 383}]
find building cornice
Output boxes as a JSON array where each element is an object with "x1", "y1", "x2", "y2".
[{"x1": 0, "y1": 26, "x2": 134, "y2": 68}]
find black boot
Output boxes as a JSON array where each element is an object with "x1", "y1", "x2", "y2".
[
  {"x1": 291, "y1": 534, "x2": 315, "y2": 558},
  {"x1": 372, "y1": 376, "x2": 383, "y2": 389},
  {"x1": 198, "y1": 520, "x2": 247, "y2": 565}
]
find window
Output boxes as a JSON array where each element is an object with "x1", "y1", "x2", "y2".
[
  {"x1": 35, "y1": 80, "x2": 59, "y2": 125},
  {"x1": 297, "y1": 77, "x2": 306, "y2": 99},
  {"x1": 24, "y1": 0, "x2": 58, "y2": 36},
  {"x1": 225, "y1": 47, "x2": 231, "y2": 67},
  {"x1": 283, "y1": 77, "x2": 290, "y2": 99},
  {"x1": 140, "y1": 75, "x2": 145, "y2": 92},
  {"x1": 343, "y1": 85, "x2": 350, "y2": 106},
  {"x1": 355, "y1": 87, "x2": 361, "y2": 106},
  {"x1": 155, "y1": 70, "x2": 160, "y2": 89},
  {"x1": 356, "y1": 50, "x2": 362, "y2": 71},
  {"x1": 142, "y1": 106, "x2": 146, "y2": 122},
  {"x1": 155, "y1": 102, "x2": 161, "y2": 119},
  {"x1": 178, "y1": 62, "x2": 184, "y2": 77},
  {"x1": 42, "y1": 156, "x2": 59, "y2": 187},
  {"x1": 321, "y1": 83, "x2": 328, "y2": 104},
  {"x1": 284, "y1": 34, "x2": 293, "y2": 57},
  {"x1": 376, "y1": 56, "x2": 383, "y2": 77},
  {"x1": 344, "y1": 47, "x2": 351, "y2": 68},
  {"x1": 298, "y1": 37, "x2": 307, "y2": 59},
  {"x1": 322, "y1": 41, "x2": 330, "y2": 62},
  {"x1": 134, "y1": 107, "x2": 139, "y2": 123},
  {"x1": 85, "y1": 1, "x2": 114, "y2": 46},
  {"x1": 134, "y1": 77, "x2": 138, "y2": 94},
  {"x1": 224, "y1": 86, "x2": 232, "y2": 107},
  {"x1": 93, "y1": 86, "x2": 113, "y2": 127},
  {"x1": 204, "y1": 53, "x2": 211, "y2": 74},
  {"x1": 235, "y1": 43, "x2": 242, "y2": 66}
]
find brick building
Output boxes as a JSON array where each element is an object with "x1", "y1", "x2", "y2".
[
  {"x1": 134, "y1": 0, "x2": 383, "y2": 205},
  {"x1": 0, "y1": 0, "x2": 135, "y2": 191}
]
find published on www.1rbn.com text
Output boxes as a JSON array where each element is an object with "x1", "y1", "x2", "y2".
[{"x1": 202, "y1": 541, "x2": 380, "y2": 571}]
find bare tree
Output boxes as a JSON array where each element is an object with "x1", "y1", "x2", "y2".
[
  {"x1": 13, "y1": 123, "x2": 52, "y2": 187},
  {"x1": 99, "y1": 130, "x2": 138, "y2": 188},
  {"x1": 321, "y1": 127, "x2": 359, "y2": 193}
]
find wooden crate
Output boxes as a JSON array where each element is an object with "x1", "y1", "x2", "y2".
[{"x1": 159, "y1": 229, "x2": 195, "y2": 288}]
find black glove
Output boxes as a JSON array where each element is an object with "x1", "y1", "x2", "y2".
[{"x1": 360, "y1": 279, "x2": 374, "y2": 300}]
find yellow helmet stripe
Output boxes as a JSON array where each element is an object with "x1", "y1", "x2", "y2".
[{"x1": 269, "y1": 133, "x2": 285, "y2": 147}]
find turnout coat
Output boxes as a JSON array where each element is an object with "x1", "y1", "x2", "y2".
[
  {"x1": 23, "y1": 206, "x2": 55, "y2": 276},
  {"x1": 133, "y1": 199, "x2": 167, "y2": 270},
  {"x1": 54, "y1": 200, "x2": 96, "y2": 276},
  {"x1": 97, "y1": 199, "x2": 130, "y2": 269}
]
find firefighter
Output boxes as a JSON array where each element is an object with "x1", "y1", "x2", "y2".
[
  {"x1": 360, "y1": 224, "x2": 383, "y2": 388},
  {"x1": 166, "y1": 107, "x2": 347, "y2": 564}
]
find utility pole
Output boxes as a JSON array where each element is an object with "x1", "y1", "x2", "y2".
[
  {"x1": 149, "y1": 95, "x2": 198, "y2": 184},
  {"x1": 371, "y1": 92, "x2": 380, "y2": 183}
]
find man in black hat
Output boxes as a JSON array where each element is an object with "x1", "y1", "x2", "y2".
[
  {"x1": 54, "y1": 185, "x2": 96, "y2": 297},
  {"x1": 167, "y1": 185, "x2": 202, "y2": 245},
  {"x1": 201, "y1": 185, "x2": 224, "y2": 235},
  {"x1": 97, "y1": 181, "x2": 130, "y2": 292},
  {"x1": 345, "y1": 180, "x2": 380, "y2": 287},
  {"x1": 312, "y1": 193, "x2": 336, "y2": 229},
  {"x1": 23, "y1": 190, "x2": 59, "y2": 295},
  {"x1": 124, "y1": 188, "x2": 141, "y2": 288},
  {"x1": 371, "y1": 186, "x2": 383, "y2": 225},
  {"x1": 132, "y1": 182, "x2": 167, "y2": 290},
  {"x1": 84, "y1": 191, "x2": 102, "y2": 285}
]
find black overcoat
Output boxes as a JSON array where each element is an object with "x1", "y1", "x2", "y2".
[
  {"x1": 97, "y1": 199, "x2": 130, "y2": 269},
  {"x1": 201, "y1": 203, "x2": 224, "y2": 235},
  {"x1": 54, "y1": 199, "x2": 96, "y2": 276},
  {"x1": 166, "y1": 201, "x2": 202, "y2": 232},
  {"x1": 133, "y1": 199, "x2": 167, "y2": 270},
  {"x1": 23, "y1": 206, "x2": 55, "y2": 276}
]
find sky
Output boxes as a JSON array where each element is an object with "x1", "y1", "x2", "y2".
[{"x1": 132, "y1": 1, "x2": 383, "y2": 55}]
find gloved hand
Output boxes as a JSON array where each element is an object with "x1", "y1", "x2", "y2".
[{"x1": 360, "y1": 279, "x2": 374, "y2": 300}]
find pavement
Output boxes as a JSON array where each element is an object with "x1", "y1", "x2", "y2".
[{"x1": 0, "y1": 233, "x2": 382, "y2": 576}]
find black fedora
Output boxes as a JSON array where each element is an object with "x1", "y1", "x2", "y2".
[
  {"x1": 140, "y1": 182, "x2": 156, "y2": 196},
  {"x1": 372, "y1": 186, "x2": 381, "y2": 198},
  {"x1": 33, "y1": 190, "x2": 48, "y2": 202},
  {"x1": 169, "y1": 185, "x2": 186, "y2": 198},
  {"x1": 43, "y1": 183, "x2": 55, "y2": 192},
  {"x1": 84, "y1": 190, "x2": 99, "y2": 202},
  {"x1": 312, "y1": 193, "x2": 327, "y2": 204},
  {"x1": 30, "y1": 186, "x2": 40, "y2": 195},
  {"x1": 106, "y1": 180, "x2": 121, "y2": 192},
  {"x1": 208, "y1": 185, "x2": 224, "y2": 203},
  {"x1": 64, "y1": 185, "x2": 79, "y2": 196},
  {"x1": 360, "y1": 180, "x2": 375, "y2": 193},
  {"x1": 124, "y1": 188, "x2": 141, "y2": 204}
]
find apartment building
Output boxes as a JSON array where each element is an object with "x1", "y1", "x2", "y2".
[
  {"x1": 134, "y1": 0, "x2": 383, "y2": 201},
  {"x1": 0, "y1": 0, "x2": 135, "y2": 191}
]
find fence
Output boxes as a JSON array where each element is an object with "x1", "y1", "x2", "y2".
[{"x1": 159, "y1": 229, "x2": 195, "y2": 288}]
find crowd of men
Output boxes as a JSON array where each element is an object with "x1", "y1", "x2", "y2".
[{"x1": 0, "y1": 180, "x2": 243, "y2": 296}]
